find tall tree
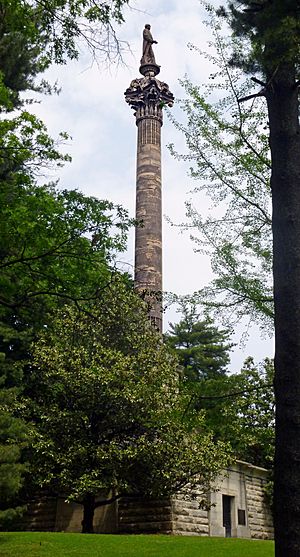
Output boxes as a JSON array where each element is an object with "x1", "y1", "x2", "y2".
[
  {"x1": 0, "y1": 96, "x2": 132, "y2": 519},
  {"x1": 0, "y1": 178, "x2": 132, "y2": 525},
  {"x1": 0, "y1": 0, "x2": 133, "y2": 523},
  {"x1": 168, "y1": 18, "x2": 273, "y2": 331},
  {"x1": 218, "y1": 2, "x2": 300, "y2": 554},
  {"x1": 24, "y1": 279, "x2": 230, "y2": 533},
  {"x1": 165, "y1": 303, "x2": 232, "y2": 381}
]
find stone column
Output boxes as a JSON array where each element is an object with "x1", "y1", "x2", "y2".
[{"x1": 125, "y1": 60, "x2": 174, "y2": 332}]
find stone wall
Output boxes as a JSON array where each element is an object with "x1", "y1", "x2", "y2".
[
  {"x1": 13, "y1": 462, "x2": 273, "y2": 539},
  {"x1": 14, "y1": 497, "x2": 57, "y2": 531},
  {"x1": 244, "y1": 467, "x2": 274, "y2": 539},
  {"x1": 118, "y1": 498, "x2": 173, "y2": 534},
  {"x1": 16, "y1": 495, "x2": 118, "y2": 533},
  {"x1": 171, "y1": 495, "x2": 209, "y2": 536}
]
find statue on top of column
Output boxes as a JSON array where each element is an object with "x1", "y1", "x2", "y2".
[{"x1": 141, "y1": 24, "x2": 158, "y2": 65}]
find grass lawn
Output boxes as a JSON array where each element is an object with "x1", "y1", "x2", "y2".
[{"x1": 0, "y1": 532, "x2": 274, "y2": 557}]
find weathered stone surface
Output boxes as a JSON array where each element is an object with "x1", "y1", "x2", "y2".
[
  {"x1": 244, "y1": 471, "x2": 274, "y2": 540},
  {"x1": 118, "y1": 497, "x2": 173, "y2": 534},
  {"x1": 125, "y1": 64, "x2": 174, "y2": 332},
  {"x1": 15, "y1": 463, "x2": 274, "y2": 538},
  {"x1": 14, "y1": 497, "x2": 57, "y2": 531}
]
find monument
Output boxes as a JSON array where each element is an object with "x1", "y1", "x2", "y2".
[
  {"x1": 124, "y1": 25, "x2": 174, "y2": 332},
  {"x1": 17, "y1": 28, "x2": 274, "y2": 539}
]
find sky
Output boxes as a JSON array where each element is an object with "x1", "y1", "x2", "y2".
[{"x1": 31, "y1": 0, "x2": 274, "y2": 372}]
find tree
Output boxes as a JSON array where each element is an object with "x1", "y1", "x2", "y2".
[
  {"x1": 0, "y1": 0, "x2": 130, "y2": 109},
  {"x1": 165, "y1": 302, "x2": 232, "y2": 381},
  {"x1": 23, "y1": 278, "x2": 230, "y2": 533},
  {"x1": 0, "y1": 0, "x2": 134, "y2": 522},
  {"x1": 216, "y1": 2, "x2": 300, "y2": 554},
  {"x1": 168, "y1": 16, "x2": 273, "y2": 331},
  {"x1": 193, "y1": 357, "x2": 274, "y2": 469},
  {"x1": 0, "y1": 163, "x2": 132, "y2": 525},
  {"x1": 0, "y1": 387, "x2": 28, "y2": 526}
]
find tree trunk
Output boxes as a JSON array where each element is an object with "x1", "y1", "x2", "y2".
[
  {"x1": 267, "y1": 64, "x2": 300, "y2": 556},
  {"x1": 82, "y1": 494, "x2": 96, "y2": 534}
]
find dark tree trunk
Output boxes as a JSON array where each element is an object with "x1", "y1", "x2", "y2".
[
  {"x1": 267, "y1": 64, "x2": 300, "y2": 557},
  {"x1": 82, "y1": 494, "x2": 96, "y2": 534}
]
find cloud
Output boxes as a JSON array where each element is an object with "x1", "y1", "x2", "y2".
[{"x1": 29, "y1": 0, "x2": 274, "y2": 369}]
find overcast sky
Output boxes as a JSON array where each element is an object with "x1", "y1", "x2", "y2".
[{"x1": 31, "y1": 0, "x2": 274, "y2": 372}]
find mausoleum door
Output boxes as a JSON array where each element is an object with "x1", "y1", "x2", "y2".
[{"x1": 222, "y1": 495, "x2": 234, "y2": 538}]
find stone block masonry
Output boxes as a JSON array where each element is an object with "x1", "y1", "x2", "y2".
[
  {"x1": 117, "y1": 461, "x2": 273, "y2": 539},
  {"x1": 171, "y1": 495, "x2": 209, "y2": 536},
  {"x1": 118, "y1": 498, "x2": 173, "y2": 534},
  {"x1": 245, "y1": 473, "x2": 274, "y2": 539},
  {"x1": 15, "y1": 462, "x2": 273, "y2": 538}
]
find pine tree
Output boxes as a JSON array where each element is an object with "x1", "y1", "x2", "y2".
[
  {"x1": 219, "y1": 2, "x2": 300, "y2": 554},
  {"x1": 165, "y1": 304, "x2": 232, "y2": 381}
]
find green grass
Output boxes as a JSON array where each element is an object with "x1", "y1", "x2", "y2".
[{"x1": 0, "y1": 532, "x2": 274, "y2": 557}]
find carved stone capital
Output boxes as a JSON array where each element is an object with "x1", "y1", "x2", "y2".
[{"x1": 124, "y1": 75, "x2": 174, "y2": 125}]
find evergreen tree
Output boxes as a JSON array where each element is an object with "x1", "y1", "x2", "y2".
[
  {"x1": 0, "y1": 389, "x2": 28, "y2": 526},
  {"x1": 218, "y1": 2, "x2": 300, "y2": 554},
  {"x1": 165, "y1": 303, "x2": 232, "y2": 381}
]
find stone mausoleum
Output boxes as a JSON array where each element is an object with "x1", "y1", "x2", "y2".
[
  {"x1": 18, "y1": 26, "x2": 274, "y2": 540},
  {"x1": 20, "y1": 461, "x2": 273, "y2": 539}
]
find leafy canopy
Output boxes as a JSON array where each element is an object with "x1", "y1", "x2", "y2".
[
  {"x1": 168, "y1": 7, "x2": 273, "y2": 330},
  {"x1": 24, "y1": 279, "x2": 230, "y2": 516},
  {"x1": 0, "y1": 0, "x2": 131, "y2": 109},
  {"x1": 193, "y1": 357, "x2": 274, "y2": 469}
]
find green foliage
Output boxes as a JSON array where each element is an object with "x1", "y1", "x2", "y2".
[
  {"x1": 0, "y1": 384, "x2": 28, "y2": 525},
  {"x1": 0, "y1": 123, "x2": 132, "y2": 521},
  {"x1": 0, "y1": 111, "x2": 71, "y2": 182},
  {"x1": 0, "y1": 177, "x2": 132, "y2": 384},
  {"x1": 1, "y1": 181, "x2": 130, "y2": 312},
  {"x1": 0, "y1": 0, "x2": 130, "y2": 110},
  {"x1": 219, "y1": 0, "x2": 300, "y2": 77},
  {"x1": 0, "y1": 0, "x2": 132, "y2": 522},
  {"x1": 24, "y1": 280, "x2": 230, "y2": 518},
  {"x1": 192, "y1": 357, "x2": 274, "y2": 469},
  {"x1": 0, "y1": 176, "x2": 132, "y2": 528},
  {"x1": 168, "y1": 9, "x2": 273, "y2": 330},
  {"x1": 0, "y1": 1, "x2": 48, "y2": 109},
  {"x1": 165, "y1": 302, "x2": 232, "y2": 381}
]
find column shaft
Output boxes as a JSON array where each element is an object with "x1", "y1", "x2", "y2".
[
  {"x1": 135, "y1": 116, "x2": 162, "y2": 331},
  {"x1": 124, "y1": 59, "x2": 173, "y2": 333}
]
